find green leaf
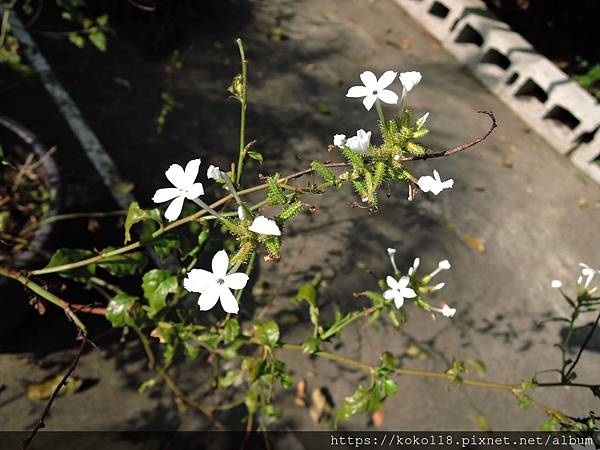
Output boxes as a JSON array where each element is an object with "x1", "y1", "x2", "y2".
[
  {"x1": 67, "y1": 32, "x2": 85, "y2": 48},
  {"x1": 247, "y1": 151, "x2": 263, "y2": 163},
  {"x1": 335, "y1": 385, "x2": 375, "y2": 423},
  {"x1": 382, "y1": 378, "x2": 398, "y2": 396},
  {"x1": 221, "y1": 318, "x2": 240, "y2": 343},
  {"x1": 137, "y1": 378, "x2": 157, "y2": 394},
  {"x1": 302, "y1": 337, "x2": 321, "y2": 354},
  {"x1": 88, "y1": 30, "x2": 107, "y2": 52},
  {"x1": 151, "y1": 232, "x2": 186, "y2": 262},
  {"x1": 96, "y1": 14, "x2": 109, "y2": 27},
  {"x1": 98, "y1": 247, "x2": 147, "y2": 276},
  {"x1": 142, "y1": 269, "x2": 178, "y2": 317},
  {"x1": 183, "y1": 340, "x2": 200, "y2": 359},
  {"x1": 106, "y1": 294, "x2": 138, "y2": 328},
  {"x1": 45, "y1": 248, "x2": 96, "y2": 282},
  {"x1": 295, "y1": 282, "x2": 317, "y2": 307},
  {"x1": 124, "y1": 202, "x2": 163, "y2": 244},
  {"x1": 253, "y1": 320, "x2": 280, "y2": 348}
]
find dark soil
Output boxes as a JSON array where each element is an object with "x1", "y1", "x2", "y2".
[{"x1": 0, "y1": 141, "x2": 51, "y2": 261}]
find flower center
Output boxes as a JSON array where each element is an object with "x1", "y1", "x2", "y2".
[
  {"x1": 372, "y1": 89, "x2": 378, "y2": 95},
  {"x1": 216, "y1": 278, "x2": 225, "y2": 285}
]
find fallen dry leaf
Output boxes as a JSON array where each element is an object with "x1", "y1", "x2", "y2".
[
  {"x1": 26, "y1": 374, "x2": 83, "y2": 401},
  {"x1": 465, "y1": 234, "x2": 486, "y2": 253},
  {"x1": 578, "y1": 197, "x2": 589, "y2": 208},
  {"x1": 372, "y1": 406, "x2": 385, "y2": 428},
  {"x1": 294, "y1": 379, "x2": 307, "y2": 408},
  {"x1": 309, "y1": 387, "x2": 333, "y2": 423}
]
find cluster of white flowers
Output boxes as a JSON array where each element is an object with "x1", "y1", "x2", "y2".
[
  {"x1": 337, "y1": 69, "x2": 454, "y2": 199},
  {"x1": 152, "y1": 157, "x2": 285, "y2": 314},
  {"x1": 386, "y1": 248, "x2": 455, "y2": 318},
  {"x1": 551, "y1": 262, "x2": 599, "y2": 291}
]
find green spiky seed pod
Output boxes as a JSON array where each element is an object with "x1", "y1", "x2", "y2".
[
  {"x1": 230, "y1": 241, "x2": 255, "y2": 266},
  {"x1": 311, "y1": 161, "x2": 335, "y2": 183},
  {"x1": 411, "y1": 128, "x2": 429, "y2": 139},
  {"x1": 407, "y1": 142, "x2": 426, "y2": 156},
  {"x1": 267, "y1": 174, "x2": 287, "y2": 205},
  {"x1": 221, "y1": 218, "x2": 251, "y2": 238},
  {"x1": 352, "y1": 179, "x2": 367, "y2": 198},
  {"x1": 373, "y1": 161, "x2": 385, "y2": 189},
  {"x1": 278, "y1": 201, "x2": 304, "y2": 222},
  {"x1": 342, "y1": 147, "x2": 365, "y2": 172}
]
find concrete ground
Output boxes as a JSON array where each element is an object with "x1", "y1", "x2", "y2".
[{"x1": 1, "y1": 0, "x2": 599, "y2": 433}]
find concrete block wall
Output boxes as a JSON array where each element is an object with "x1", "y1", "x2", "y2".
[{"x1": 396, "y1": 0, "x2": 600, "y2": 183}]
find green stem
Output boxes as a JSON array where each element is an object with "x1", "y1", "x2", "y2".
[
  {"x1": 235, "y1": 38, "x2": 248, "y2": 187},
  {"x1": 0, "y1": 266, "x2": 87, "y2": 334},
  {"x1": 375, "y1": 99, "x2": 386, "y2": 130},
  {"x1": 0, "y1": 0, "x2": 17, "y2": 49},
  {"x1": 22, "y1": 210, "x2": 126, "y2": 235},
  {"x1": 222, "y1": 172, "x2": 244, "y2": 206},
  {"x1": 191, "y1": 197, "x2": 222, "y2": 220}
]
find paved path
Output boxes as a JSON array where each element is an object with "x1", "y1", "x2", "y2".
[{"x1": 1, "y1": 0, "x2": 599, "y2": 432}]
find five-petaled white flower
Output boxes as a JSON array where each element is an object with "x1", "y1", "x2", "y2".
[
  {"x1": 551, "y1": 279, "x2": 562, "y2": 289},
  {"x1": 579, "y1": 262, "x2": 598, "y2": 289},
  {"x1": 346, "y1": 70, "x2": 399, "y2": 111},
  {"x1": 417, "y1": 169, "x2": 454, "y2": 195},
  {"x1": 249, "y1": 216, "x2": 281, "y2": 236},
  {"x1": 399, "y1": 71, "x2": 422, "y2": 92},
  {"x1": 152, "y1": 159, "x2": 205, "y2": 222},
  {"x1": 184, "y1": 250, "x2": 249, "y2": 314},
  {"x1": 207, "y1": 164, "x2": 224, "y2": 181},
  {"x1": 438, "y1": 260, "x2": 451, "y2": 270},
  {"x1": 346, "y1": 129, "x2": 372, "y2": 153},
  {"x1": 333, "y1": 134, "x2": 346, "y2": 148},
  {"x1": 383, "y1": 275, "x2": 416, "y2": 309}
]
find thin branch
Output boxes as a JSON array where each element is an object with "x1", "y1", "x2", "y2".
[
  {"x1": 565, "y1": 310, "x2": 600, "y2": 380},
  {"x1": 399, "y1": 111, "x2": 497, "y2": 161},
  {"x1": 22, "y1": 336, "x2": 88, "y2": 450}
]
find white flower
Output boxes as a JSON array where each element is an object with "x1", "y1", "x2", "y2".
[
  {"x1": 433, "y1": 282, "x2": 445, "y2": 291},
  {"x1": 438, "y1": 260, "x2": 451, "y2": 270},
  {"x1": 183, "y1": 250, "x2": 249, "y2": 314},
  {"x1": 152, "y1": 159, "x2": 205, "y2": 222},
  {"x1": 333, "y1": 134, "x2": 346, "y2": 148},
  {"x1": 383, "y1": 275, "x2": 416, "y2": 309},
  {"x1": 387, "y1": 248, "x2": 396, "y2": 256},
  {"x1": 346, "y1": 70, "x2": 399, "y2": 111},
  {"x1": 207, "y1": 164, "x2": 224, "y2": 181},
  {"x1": 408, "y1": 257, "x2": 420, "y2": 276},
  {"x1": 579, "y1": 262, "x2": 598, "y2": 289},
  {"x1": 249, "y1": 216, "x2": 281, "y2": 236},
  {"x1": 346, "y1": 129, "x2": 371, "y2": 153},
  {"x1": 417, "y1": 169, "x2": 454, "y2": 195},
  {"x1": 399, "y1": 71, "x2": 422, "y2": 92},
  {"x1": 551, "y1": 279, "x2": 562, "y2": 289},
  {"x1": 394, "y1": 154, "x2": 401, "y2": 161},
  {"x1": 238, "y1": 206, "x2": 246, "y2": 220},
  {"x1": 440, "y1": 304, "x2": 456, "y2": 317}
]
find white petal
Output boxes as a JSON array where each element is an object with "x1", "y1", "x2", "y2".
[
  {"x1": 551, "y1": 280, "x2": 562, "y2": 289},
  {"x1": 184, "y1": 269, "x2": 215, "y2": 293},
  {"x1": 433, "y1": 169, "x2": 441, "y2": 182},
  {"x1": 399, "y1": 71, "x2": 422, "y2": 92},
  {"x1": 346, "y1": 85, "x2": 371, "y2": 98},
  {"x1": 225, "y1": 272, "x2": 249, "y2": 290},
  {"x1": 333, "y1": 134, "x2": 346, "y2": 147},
  {"x1": 165, "y1": 164, "x2": 186, "y2": 189},
  {"x1": 346, "y1": 136, "x2": 360, "y2": 152},
  {"x1": 394, "y1": 293, "x2": 405, "y2": 309},
  {"x1": 383, "y1": 289, "x2": 396, "y2": 300},
  {"x1": 198, "y1": 287, "x2": 220, "y2": 311},
  {"x1": 206, "y1": 164, "x2": 223, "y2": 181},
  {"x1": 238, "y1": 206, "x2": 246, "y2": 220},
  {"x1": 386, "y1": 276, "x2": 399, "y2": 289},
  {"x1": 184, "y1": 159, "x2": 201, "y2": 188},
  {"x1": 377, "y1": 89, "x2": 399, "y2": 105},
  {"x1": 417, "y1": 175, "x2": 436, "y2": 193},
  {"x1": 249, "y1": 216, "x2": 281, "y2": 236},
  {"x1": 430, "y1": 182, "x2": 444, "y2": 195},
  {"x1": 152, "y1": 188, "x2": 181, "y2": 203},
  {"x1": 441, "y1": 179, "x2": 454, "y2": 189},
  {"x1": 387, "y1": 248, "x2": 396, "y2": 256},
  {"x1": 185, "y1": 182, "x2": 205, "y2": 199},
  {"x1": 359, "y1": 71, "x2": 378, "y2": 89},
  {"x1": 438, "y1": 260, "x2": 451, "y2": 270},
  {"x1": 441, "y1": 305, "x2": 456, "y2": 317},
  {"x1": 401, "y1": 287, "x2": 417, "y2": 298},
  {"x1": 433, "y1": 282, "x2": 445, "y2": 291},
  {"x1": 219, "y1": 287, "x2": 239, "y2": 314},
  {"x1": 211, "y1": 250, "x2": 229, "y2": 278},
  {"x1": 396, "y1": 276, "x2": 410, "y2": 289},
  {"x1": 362, "y1": 94, "x2": 378, "y2": 111},
  {"x1": 378, "y1": 70, "x2": 398, "y2": 89},
  {"x1": 164, "y1": 196, "x2": 185, "y2": 222},
  {"x1": 413, "y1": 257, "x2": 420, "y2": 270}
]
